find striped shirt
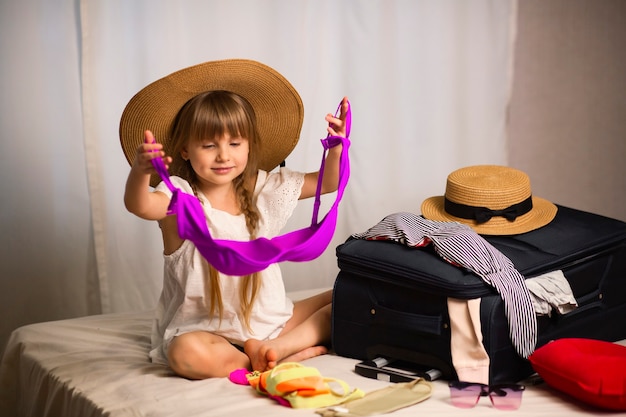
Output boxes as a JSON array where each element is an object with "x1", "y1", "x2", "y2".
[{"x1": 352, "y1": 212, "x2": 537, "y2": 359}]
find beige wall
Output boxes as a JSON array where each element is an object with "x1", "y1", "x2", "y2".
[{"x1": 508, "y1": 0, "x2": 626, "y2": 222}]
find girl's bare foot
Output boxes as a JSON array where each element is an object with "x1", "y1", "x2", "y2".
[
  {"x1": 243, "y1": 340, "x2": 329, "y2": 372},
  {"x1": 244, "y1": 338, "x2": 279, "y2": 372}
]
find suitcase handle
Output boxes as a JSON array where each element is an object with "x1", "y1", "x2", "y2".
[
  {"x1": 365, "y1": 345, "x2": 456, "y2": 379},
  {"x1": 372, "y1": 303, "x2": 444, "y2": 337}
]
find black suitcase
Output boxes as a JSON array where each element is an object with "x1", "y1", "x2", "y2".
[{"x1": 331, "y1": 205, "x2": 626, "y2": 384}]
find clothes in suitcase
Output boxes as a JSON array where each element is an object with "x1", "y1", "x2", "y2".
[{"x1": 331, "y1": 205, "x2": 626, "y2": 384}]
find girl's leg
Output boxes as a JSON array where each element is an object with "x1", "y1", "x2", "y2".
[
  {"x1": 244, "y1": 290, "x2": 333, "y2": 371},
  {"x1": 167, "y1": 331, "x2": 250, "y2": 379},
  {"x1": 282, "y1": 289, "x2": 333, "y2": 334}
]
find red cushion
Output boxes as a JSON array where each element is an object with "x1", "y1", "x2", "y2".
[{"x1": 529, "y1": 338, "x2": 626, "y2": 411}]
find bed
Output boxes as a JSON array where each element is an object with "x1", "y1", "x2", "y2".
[{"x1": 0, "y1": 289, "x2": 620, "y2": 417}]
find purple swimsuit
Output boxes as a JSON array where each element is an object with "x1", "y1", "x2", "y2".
[{"x1": 151, "y1": 101, "x2": 351, "y2": 276}]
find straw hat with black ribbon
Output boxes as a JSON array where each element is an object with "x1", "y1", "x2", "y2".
[
  {"x1": 421, "y1": 165, "x2": 557, "y2": 235},
  {"x1": 119, "y1": 59, "x2": 304, "y2": 187}
]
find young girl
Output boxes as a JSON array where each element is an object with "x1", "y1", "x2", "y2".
[{"x1": 121, "y1": 59, "x2": 349, "y2": 379}]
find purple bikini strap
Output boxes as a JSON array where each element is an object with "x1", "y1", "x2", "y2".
[{"x1": 312, "y1": 100, "x2": 351, "y2": 224}]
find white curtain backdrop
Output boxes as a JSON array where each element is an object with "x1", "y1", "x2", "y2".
[{"x1": 0, "y1": 0, "x2": 517, "y2": 354}]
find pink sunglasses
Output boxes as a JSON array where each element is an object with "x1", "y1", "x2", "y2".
[{"x1": 448, "y1": 381, "x2": 525, "y2": 410}]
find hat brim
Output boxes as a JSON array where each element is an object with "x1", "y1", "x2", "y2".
[
  {"x1": 119, "y1": 59, "x2": 304, "y2": 187},
  {"x1": 421, "y1": 195, "x2": 558, "y2": 235}
]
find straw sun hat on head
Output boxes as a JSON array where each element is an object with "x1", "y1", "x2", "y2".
[
  {"x1": 421, "y1": 165, "x2": 557, "y2": 235},
  {"x1": 119, "y1": 59, "x2": 304, "y2": 187}
]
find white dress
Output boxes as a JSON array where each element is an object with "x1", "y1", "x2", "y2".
[{"x1": 149, "y1": 168, "x2": 305, "y2": 365}]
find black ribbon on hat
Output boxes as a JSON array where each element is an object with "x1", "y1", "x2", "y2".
[{"x1": 444, "y1": 196, "x2": 533, "y2": 224}]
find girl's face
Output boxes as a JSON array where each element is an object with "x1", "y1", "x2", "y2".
[{"x1": 181, "y1": 132, "x2": 250, "y2": 189}]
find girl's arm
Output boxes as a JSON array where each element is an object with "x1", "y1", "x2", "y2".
[
  {"x1": 124, "y1": 130, "x2": 172, "y2": 220},
  {"x1": 300, "y1": 97, "x2": 349, "y2": 199}
]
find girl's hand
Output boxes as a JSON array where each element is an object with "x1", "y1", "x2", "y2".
[
  {"x1": 124, "y1": 130, "x2": 172, "y2": 220},
  {"x1": 325, "y1": 96, "x2": 349, "y2": 138},
  {"x1": 132, "y1": 130, "x2": 172, "y2": 175}
]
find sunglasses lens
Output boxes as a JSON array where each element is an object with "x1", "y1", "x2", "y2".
[
  {"x1": 449, "y1": 384, "x2": 482, "y2": 408},
  {"x1": 450, "y1": 382, "x2": 525, "y2": 410},
  {"x1": 489, "y1": 386, "x2": 524, "y2": 410}
]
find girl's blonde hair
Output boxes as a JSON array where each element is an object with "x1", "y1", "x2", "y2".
[{"x1": 169, "y1": 90, "x2": 262, "y2": 332}]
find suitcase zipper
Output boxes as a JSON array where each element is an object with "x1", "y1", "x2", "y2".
[
  {"x1": 338, "y1": 242, "x2": 626, "y2": 299},
  {"x1": 337, "y1": 256, "x2": 490, "y2": 299}
]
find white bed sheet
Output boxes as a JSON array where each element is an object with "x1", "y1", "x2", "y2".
[{"x1": 0, "y1": 306, "x2": 616, "y2": 417}]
